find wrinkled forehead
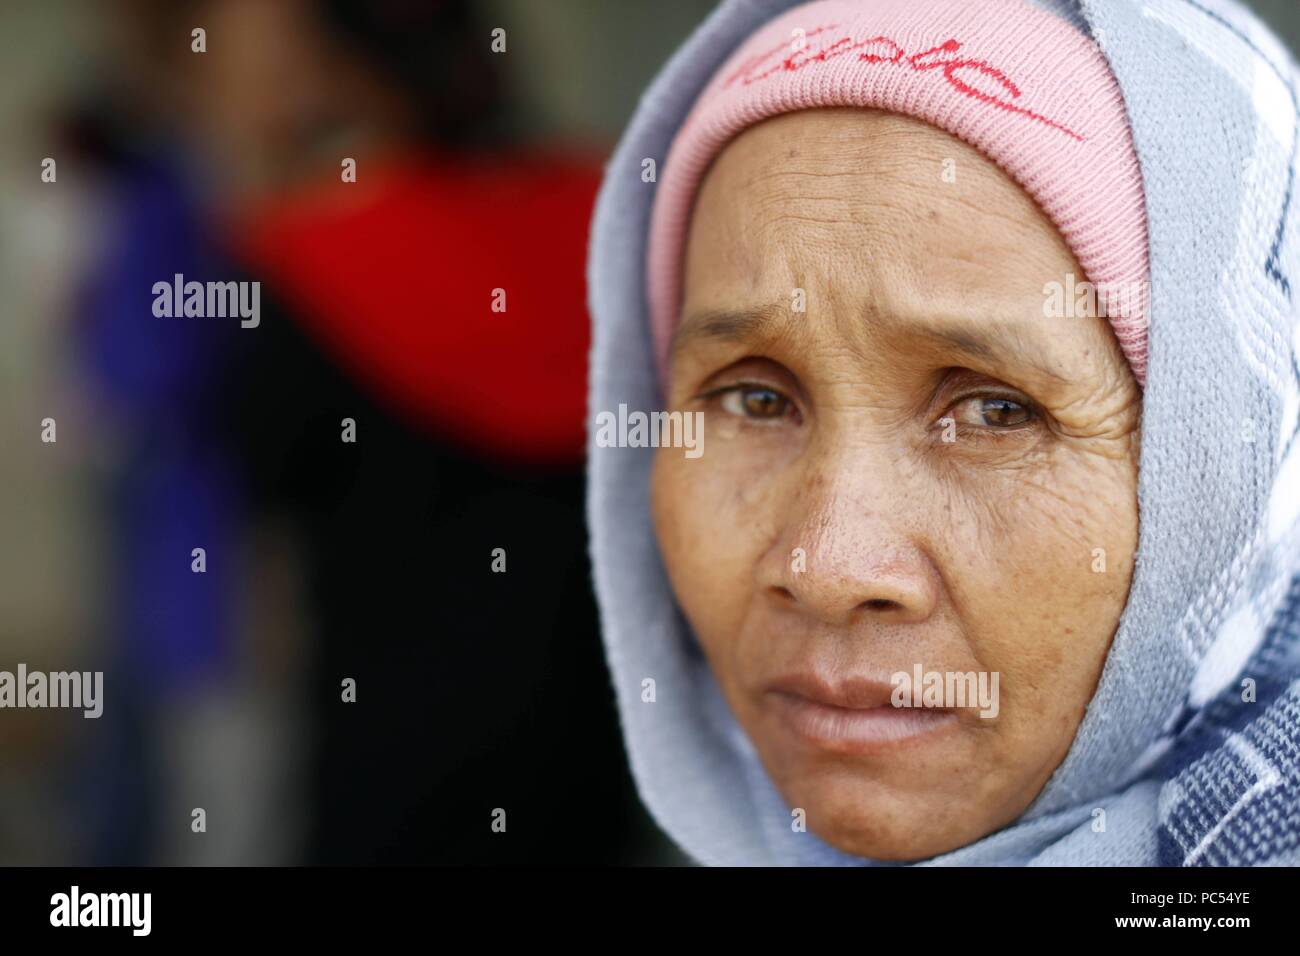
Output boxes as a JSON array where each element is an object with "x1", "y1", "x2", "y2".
[
  {"x1": 675, "y1": 110, "x2": 1099, "y2": 384},
  {"x1": 683, "y1": 110, "x2": 1072, "y2": 293}
]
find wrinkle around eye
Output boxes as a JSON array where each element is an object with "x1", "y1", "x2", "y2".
[{"x1": 1046, "y1": 374, "x2": 1142, "y2": 444}]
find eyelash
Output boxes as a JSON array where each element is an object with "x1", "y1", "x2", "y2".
[{"x1": 699, "y1": 383, "x2": 1040, "y2": 435}]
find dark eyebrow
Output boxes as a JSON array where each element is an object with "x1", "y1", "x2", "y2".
[
  {"x1": 913, "y1": 325, "x2": 1070, "y2": 385},
  {"x1": 670, "y1": 305, "x2": 1070, "y2": 386},
  {"x1": 669, "y1": 304, "x2": 789, "y2": 361}
]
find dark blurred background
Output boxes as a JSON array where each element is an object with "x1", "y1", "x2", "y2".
[{"x1": 1, "y1": 0, "x2": 1297, "y2": 865}]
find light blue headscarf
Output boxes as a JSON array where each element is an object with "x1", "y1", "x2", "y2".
[{"x1": 586, "y1": 0, "x2": 1300, "y2": 865}]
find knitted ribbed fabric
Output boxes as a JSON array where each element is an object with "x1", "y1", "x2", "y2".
[{"x1": 645, "y1": 0, "x2": 1152, "y2": 385}]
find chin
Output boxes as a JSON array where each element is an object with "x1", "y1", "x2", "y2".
[{"x1": 774, "y1": 763, "x2": 986, "y2": 862}]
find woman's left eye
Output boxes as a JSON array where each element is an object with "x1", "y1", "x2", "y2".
[{"x1": 948, "y1": 396, "x2": 1034, "y2": 428}]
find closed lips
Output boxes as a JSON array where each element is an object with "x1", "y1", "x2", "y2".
[{"x1": 766, "y1": 674, "x2": 958, "y2": 753}]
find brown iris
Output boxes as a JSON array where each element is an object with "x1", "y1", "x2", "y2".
[
  {"x1": 740, "y1": 387, "x2": 787, "y2": 418},
  {"x1": 977, "y1": 397, "x2": 1031, "y2": 427}
]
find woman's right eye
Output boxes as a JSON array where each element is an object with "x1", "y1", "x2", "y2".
[{"x1": 718, "y1": 385, "x2": 793, "y2": 420}]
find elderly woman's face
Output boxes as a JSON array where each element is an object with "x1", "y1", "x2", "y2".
[{"x1": 651, "y1": 109, "x2": 1141, "y2": 860}]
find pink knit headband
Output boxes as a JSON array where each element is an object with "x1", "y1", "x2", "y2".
[{"x1": 646, "y1": 0, "x2": 1151, "y2": 386}]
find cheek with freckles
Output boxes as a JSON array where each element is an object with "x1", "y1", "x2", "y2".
[
  {"x1": 926, "y1": 432, "x2": 1139, "y2": 788},
  {"x1": 650, "y1": 440, "x2": 779, "y2": 642}
]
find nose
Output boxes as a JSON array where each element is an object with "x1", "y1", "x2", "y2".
[{"x1": 760, "y1": 461, "x2": 940, "y2": 627}]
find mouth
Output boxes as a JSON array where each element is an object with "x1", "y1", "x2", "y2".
[{"x1": 765, "y1": 673, "x2": 959, "y2": 755}]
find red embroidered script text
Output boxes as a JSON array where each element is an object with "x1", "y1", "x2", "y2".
[{"x1": 722, "y1": 24, "x2": 1083, "y2": 141}]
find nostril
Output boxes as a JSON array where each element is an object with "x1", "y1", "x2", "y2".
[
  {"x1": 863, "y1": 598, "x2": 900, "y2": 612},
  {"x1": 769, "y1": 585, "x2": 797, "y2": 604}
]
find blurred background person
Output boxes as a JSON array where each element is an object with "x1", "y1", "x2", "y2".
[{"x1": 1, "y1": 0, "x2": 723, "y2": 865}]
